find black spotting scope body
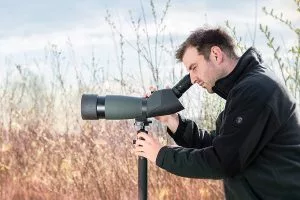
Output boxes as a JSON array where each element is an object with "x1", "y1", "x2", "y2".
[{"x1": 81, "y1": 74, "x2": 192, "y2": 120}]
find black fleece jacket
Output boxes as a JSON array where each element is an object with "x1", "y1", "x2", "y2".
[{"x1": 155, "y1": 48, "x2": 300, "y2": 199}]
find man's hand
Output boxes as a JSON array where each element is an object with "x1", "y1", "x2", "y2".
[
  {"x1": 145, "y1": 86, "x2": 180, "y2": 132},
  {"x1": 134, "y1": 132, "x2": 163, "y2": 163},
  {"x1": 145, "y1": 86, "x2": 170, "y2": 124}
]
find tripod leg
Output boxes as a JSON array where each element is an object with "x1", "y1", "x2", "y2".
[
  {"x1": 138, "y1": 156, "x2": 147, "y2": 200},
  {"x1": 134, "y1": 119, "x2": 151, "y2": 200}
]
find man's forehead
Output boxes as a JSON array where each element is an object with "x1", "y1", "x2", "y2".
[
  {"x1": 184, "y1": 46, "x2": 198, "y2": 57},
  {"x1": 183, "y1": 48, "x2": 204, "y2": 68}
]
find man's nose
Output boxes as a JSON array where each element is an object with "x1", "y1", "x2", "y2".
[{"x1": 190, "y1": 73, "x2": 197, "y2": 84}]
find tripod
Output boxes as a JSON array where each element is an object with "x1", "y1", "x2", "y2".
[{"x1": 134, "y1": 118, "x2": 151, "y2": 200}]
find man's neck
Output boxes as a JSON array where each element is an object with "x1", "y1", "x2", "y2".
[{"x1": 224, "y1": 58, "x2": 239, "y2": 77}]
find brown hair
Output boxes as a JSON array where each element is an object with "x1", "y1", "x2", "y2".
[{"x1": 175, "y1": 27, "x2": 238, "y2": 61}]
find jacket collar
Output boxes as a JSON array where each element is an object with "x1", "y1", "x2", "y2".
[{"x1": 212, "y1": 47, "x2": 263, "y2": 99}]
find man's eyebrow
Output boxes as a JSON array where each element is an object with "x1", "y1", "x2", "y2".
[{"x1": 188, "y1": 63, "x2": 196, "y2": 71}]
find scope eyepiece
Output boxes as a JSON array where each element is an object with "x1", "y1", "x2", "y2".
[{"x1": 172, "y1": 74, "x2": 192, "y2": 98}]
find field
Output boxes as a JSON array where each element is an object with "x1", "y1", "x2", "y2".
[{"x1": 1, "y1": 119, "x2": 224, "y2": 200}]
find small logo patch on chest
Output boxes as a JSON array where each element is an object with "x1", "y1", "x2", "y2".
[{"x1": 235, "y1": 116, "x2": 243, "y2": 125}]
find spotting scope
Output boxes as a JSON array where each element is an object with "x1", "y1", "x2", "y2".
[{"x1": 81, "y1": 74, "x2": 192, "y2": 120}]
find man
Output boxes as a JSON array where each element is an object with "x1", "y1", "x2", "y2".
[{"x1": 133, "y1": 27, "x2": 300, "y2": 199}]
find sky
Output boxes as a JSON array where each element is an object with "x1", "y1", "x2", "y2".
[{"x1": 0, "y1": 0, "x2": 299, "y2": 87}]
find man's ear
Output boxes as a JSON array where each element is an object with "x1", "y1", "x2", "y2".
[{"x1": 210, "y1": 46, "x2": 223, "y2": 64}]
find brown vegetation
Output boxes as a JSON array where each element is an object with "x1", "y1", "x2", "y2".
[{"x1": 0, "y1": 119, "x2": 224, "y2": 200}]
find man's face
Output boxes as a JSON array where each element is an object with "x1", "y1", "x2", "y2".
[{"x1": 182, "y1": 46, "x2": 221, "y2": 93}]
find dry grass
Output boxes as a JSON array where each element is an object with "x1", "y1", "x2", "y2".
[{"x1": 0, "y1": 118, "x2": 224, "y2": 200}]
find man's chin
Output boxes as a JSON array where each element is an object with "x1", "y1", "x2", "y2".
[
  {"x1": 198, "y1": 85, "x2": 214, "y2": 94},
  {"x1": 206, "y1": 88, "x2": 214, "y2": 94}
]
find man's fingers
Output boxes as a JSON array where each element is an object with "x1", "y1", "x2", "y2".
[
  {"x1": 134, "y1": 145, "x2": 145, "y2": 152},
  {"x1": 134, "y1": 146, "x2": 148, "y2": 159},
  {"x1": 137, "y1": 132, "x2": 152, "y2": 141},
  {"x1": 137, "y1": 132, "x2": 151, "y2": 140},
  {"x1": 144, "y1": 91, "x2": 152, "y2": 98},
  {"x1": 135, "y1": 151, "x2": 147, "y2": 158},
  {"x1": 149, "y1": 86, "x2": 157, "y2": 92},
  {"x1": 144, "y1": 86, "x2": 157, "y2": 98},
  {"x1": 135, "y1": 138, "x2": 148, "y2": 147}
]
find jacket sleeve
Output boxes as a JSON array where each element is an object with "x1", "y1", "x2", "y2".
[
  {"x1": 166, "y1": 112, "x2": 223, "y2": 149},
  {"x1": 156, "y1": 83, "x2": 280, "y2": 178}
]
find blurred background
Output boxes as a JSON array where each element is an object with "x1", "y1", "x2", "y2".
[{"x1": 0, "y1": 0, "x2": 299, "y2": 199}]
